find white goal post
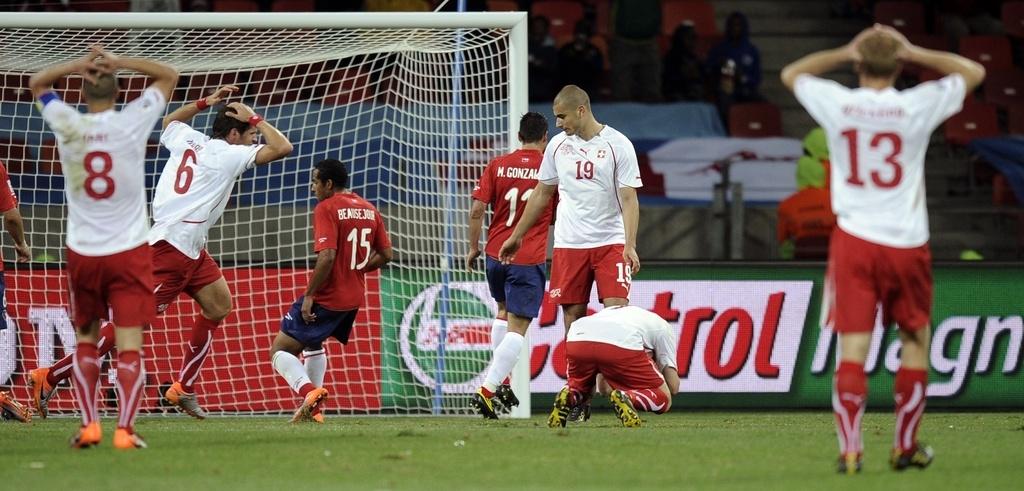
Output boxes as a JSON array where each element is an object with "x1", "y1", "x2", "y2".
[{"x1": 0, "y1": 12, "x2": 533, "y2": 418}]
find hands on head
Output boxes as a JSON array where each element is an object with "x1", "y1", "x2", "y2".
[
  {"x1": 847, "y1": 24, "x2": 914, "y2": 62},
  {"x1": 225, "y1": 101, "x2": 257, "y2": 122},
  {"x1": 205, "y1": 85, "x2": 240, "y2": 106}
]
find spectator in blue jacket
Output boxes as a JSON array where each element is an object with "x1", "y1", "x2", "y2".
[{"x1": 706, "y1": 12, "x2": 762, "y2": 121}]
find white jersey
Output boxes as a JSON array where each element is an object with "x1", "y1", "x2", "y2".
[
  {"x1": 150, "y1": 121, "x2": 263, "y2": 259},
  {"x1": 40, "y1": 87, "x2": 167, "y2": 256},
  {"x1": 794, "y1": 74, "x2": 966, "y2": 247},
  {"x1": 538, "y1": 125, "x2": 642, "y2": 248},
  {"x1": 566, "y1": 305, "x2": 677, "y2": 370}
]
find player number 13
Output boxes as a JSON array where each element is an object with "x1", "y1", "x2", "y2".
[{"x1": 840, "y1": 129, "x2": 903, "y2": 188}]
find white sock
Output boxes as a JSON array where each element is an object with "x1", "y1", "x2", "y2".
[
  {"x1": 302, "y1": 348, "x2": 327, "y2": 387},
  {"x1": 491, "y1": 318, "x2": 508, "y2": 351},
  {"x1": 272, "y1": 351, "x2": 312, "y2": 394},
  {"x1": 483, "y1": 331, "x2": 524, "y2": 392}
]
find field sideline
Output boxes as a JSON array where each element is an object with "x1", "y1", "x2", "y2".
[{"x1": 2, "y1": 411, "x2": 1022, "y2": 490}]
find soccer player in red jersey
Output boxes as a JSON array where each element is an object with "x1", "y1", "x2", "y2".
[
  {"x1": 465, "y1": 112, "x2": 554, "y2": 419},
  {"x1": 270, "y1": 159, "x2": 392, "y2": 423},
  {"x1": 30, "y1": 45, "x2": 178, "y2": 449},
  {"x1": 548, "y1": 305, "x2": 679, "y2": 428},
  {"x1": 0, "y1": 158, "x2": 31, "y2": 423},
  {"x1": 782, "y1": 25, "x2": 985, "y2": 473}
]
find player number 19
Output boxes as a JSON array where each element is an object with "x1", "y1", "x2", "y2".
[
  {"x1": 347, "y1": 227, "x2": 372, "y2": 270},
  {"x1": 615, "y1": 262, "x2": 632, "y2": 284},
  {"x1": 502, "y1": 187, "x2": 534, "y2": 227}
]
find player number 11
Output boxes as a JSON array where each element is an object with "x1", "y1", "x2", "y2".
[{"x1": 502, "y1": 187, "x2": 534, "y2": 227}]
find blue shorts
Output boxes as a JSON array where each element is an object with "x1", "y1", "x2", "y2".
[
  {"x1": 485, "y1": 256, "x2": 546, "y2": 319},
  {"x1": 279, "y1": 296, "x2": 358, "y2": 347}
]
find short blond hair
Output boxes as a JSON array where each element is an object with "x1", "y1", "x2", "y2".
[
  {"x1": 857, "y1": 31, "x2": 902, "y2": 78},
  {"x1": 83, "y1": 72, "x2": 117, "y2": 102}
]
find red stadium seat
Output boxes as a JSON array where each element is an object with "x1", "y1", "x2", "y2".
[
  {"x1": 662, "y1": 0, "x2": 718, "y2": 37},
  {"x1": 251, "y1": 67, "x2": 305, "y2": 106},
  {"x1": 57, "y1": 77, "x2": 83, "y2": 105},
  {"x1": 272, "y1": 0, "x2": 315, "y2": 11},
  {"x1": 532, "y1": 1, "x2": 584, "y2": 41},
  {"x1": 1, "y1": 74, "x2": 33, "y2": 103},
  {"x1": 213, "y1": 0, "x2": 260, "y2": 12},
  {"x1": 903, "y1": 34, "x2": 947, "y2": 79},
  {"x1": 1009, "y1": 106, "x2": 1024, "y2": 135},
  {"x1": 1003, "y1": 1, "x2": 1024, "y2": 38},
  {"x1": 0, "y1": 138, "x2": 30, "y2": 175},
  {"x1": 183, "y1": 72, "x2": 241, "y2": 103},
  {"x1": 945, "y1": 99, "x2": 1000, "y2": 146},
  {"x1": 983, "y1": 69, "x2": 1024, "y2": 109},
  {"x1": 958, "y1": 35, "x2": 1014, "y2": 71},
  {"x1": 873, "y1": 1, "x2": 926, "y2": 34},
  {"x1": 324, "y1": 67, "x2": 371, "y2": 105},
  {"x1": 120, "y1": 76, "x2": 150, "y2": 103},
  {"x1": 39, "y1": 140, "x2": 61, "y2": 175},
  {"x1": 728, "y1": 102, "x2": 782, "y2": 138},
  {"x1": 487, "y1": 0, "x2": 519, "y2": 11}
]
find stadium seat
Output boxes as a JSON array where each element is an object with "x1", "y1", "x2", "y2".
[
  {"x1": 903, "y1": 34, "x2": 947, "y2": 79},
  {"x1": 532, "y1": 1, "x2": 584, "y2": 41},
  {"x1": 945, "y1": 99, "x2": 1000, "y2": 146},
  {"x1": 271, "y1": 0, "x2": 315, "y2": 11},
  {"x1": 251, "y1": 67, "x2": 304, "y2": 106},
  {"x1": 486, "y1": 0, "x2": 518, "y2": 11},
  {"x1": 120, "y1": 76, "x2": 150, "y2": 103},
  {"x1": 873, "y1": 1, "x2": 926, "y2": 34},
  {"x1": 958, "y1": 35, "x2": 1014, "y2": 71},
  {"x1": 1009, "y1": 106, "x2": 1024, "y2": 135},
  {"x1": 57, "y1": 77, "x2": 83, "y2": 105},
  {"x1": 0, "y1": 138, "x2": 30, "y2": 175},
  {"x1": 662, "y1": 0, "x2": 718, "y2": 37},
  {"x1": 324, "y1": 67, "x2": 371, "y2": 105},
  {"x1": 183, "y1": 72, "x2": 241, "y2": 102},
  {"x1": 213, "y1": 0, "x2": 260, "y2": 12},
  {"x1": 1003, "y1": 1, "x2": 1024, "y2": 38},
  {"x1": 728, "y1": 102, "x2": 782, "y2": 138},
  {"x1": 983, "y1": 69, "x2": 1024, "y2": 109},
  {"x1": 1, "y1": 74, "x2": 32, "y2": 103},
  {"x1": 38, "y1": 141, "x2": 61, "y2": 175}
]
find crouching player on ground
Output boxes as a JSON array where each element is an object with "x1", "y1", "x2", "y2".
[
  {"x1": 270, "y1": 159, "x2": 392, "y2": 423},
  {"x1": 548, "y1": 305, "x2": 679, "y2": 428}
]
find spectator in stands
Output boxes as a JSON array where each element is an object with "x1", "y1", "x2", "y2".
[
  {"x1": 528, "y1": 15, "x2": 559, "y2": 102},
  {"x1": 935, "y1": 0, "x2": 1004, "y2": 48},
  {"x1": 662, "y1": 23, "x2": 705, "y2": 102},
  {"x1": 557, "y1": 20, "x2": 605, "y2": 99},
  {"x1": 609, "y1": 0, "x2": 662, "y2": 102},
  {"x1": 707, "y1": 12, "x2": 763, "y2": 122},
  {"x1": 777, "y1": 128, "x2": 835, "y2": 260}
]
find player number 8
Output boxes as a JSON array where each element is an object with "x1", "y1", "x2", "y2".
[{"x1": 83, "y1": 151, "x2": 115, "y2": 200}]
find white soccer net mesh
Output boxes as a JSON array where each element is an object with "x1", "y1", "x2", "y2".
[{"x1": 0, "y1": 17, "x2": 523, "y2": 416}]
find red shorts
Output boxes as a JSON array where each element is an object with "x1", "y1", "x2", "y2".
[
  {"x1": 548, "y1": 244, "x2": 630, "y2": 304},
  {"x1": 67, "y1": 244, "x2": 154, "y2": 328},
  {"x1": 824, "y1": 227, "x2": 932, "y2": 333},
  {"x1": 152, "y1": 240, "x2": 224, "y2": 313},
  {"x1": 566, "y1": 340, "x2": 665, "y2": 394}
]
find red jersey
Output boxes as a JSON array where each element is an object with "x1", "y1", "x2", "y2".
[
  {"x1": 312, "y1": 191, "x2": 391, "y2": 311},
  {"x1": 471, "y1": 149, "x2": 553, "y2": 265},
  {"x1": 0, "y1": 161, "x2": 18, "y2": 273}
]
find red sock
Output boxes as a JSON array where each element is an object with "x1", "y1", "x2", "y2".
[
  {"x1": 71, "y1": 342, "x2": 101, "y2": 426},
  {"x1": 116, "y1": 350, "x2": 145, "y2": 430},
  {"x1": 298, "y1": 383, "x2": 316, "y2": 397},
  {"x1": 49, "y1": 322, "x2": 116, "y2": 386},
  {"x1": 833, "y1": 361, "x2": 867, "y2": 456},
  {"x1": 178, "y1": 315, "x2": 220, "y2": 393},
  {"x1": 623, "y1": 388, "x2": 671, "y2": 414},
  {"x1": 501, "y1": 376, "x2": 510, "y2": 386},
  {"x1": 894, "y1": 367, "x2": 928, "y2": 455},
  {"x1": 479, "y1": 386, "x2": 495, "y2": 398}
]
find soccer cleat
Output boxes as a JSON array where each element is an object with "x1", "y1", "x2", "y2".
[
  {"x1": 495, "y1": 384, "x2": 519, "y2": 412},
  {"x1": 70, "y1": 422, "x2": 102, "y2": 449},
  {"x1": 290, "y1": 387, "x2": 328, "y2": 423},
  {"x1": 891, "y1": 444, "x2": 934, "y2": 471},
  {"x1": 609, "y1": 390, "x2": 642, "y2": 428},
  {"x1": 0, "y1": 391, "x2": 31, "y2": 423},
  {"x1": 28, "y1": 367, "x2": 55, "y2": 419},
  {"x1": 567, "y1": 402, "x2": 591, "y2": 423},
  {"x1": 311, "y1": 412, "x2": 325, "y2": 424},
  {"x1": 837, "y1": 452, "x2": 862, "y2": 474},
  {"x1": 470, "y1": 389, "x2": 499, "y2": 420},
  {"x1": 113, "y1": 428, "x2": 148, "y2": 450},
  {"x1": 164, "y1": 382, "x2": 208, "y2": 420},
  {"x1": 547, "y1": 386, "x2": 573, "y2": 428}
]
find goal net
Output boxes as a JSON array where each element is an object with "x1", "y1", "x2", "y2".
[{"x1": 0, "y1": 12, "x2": 530, "y2": 417}]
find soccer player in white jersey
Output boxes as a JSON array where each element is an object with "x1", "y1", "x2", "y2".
[
  {"x1": 548, "y1": 305, "x2": 678, "y2": 428},
  {"x1": 499, "y1": 84, "x2": 642, "y2": 420},
  {"x1": 152, "y1": 86, "x2": 293, "y2": 417},
  {"x1": 782, "y1": 25, "x2": 985, "y2": 474},
  {"x1": 29, "y1": 45, "x2": 178, "y2": 449}
]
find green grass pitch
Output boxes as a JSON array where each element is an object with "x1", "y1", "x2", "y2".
[{"x1": 2, "y1": 411, "x2": 1022, "y2": 490}]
